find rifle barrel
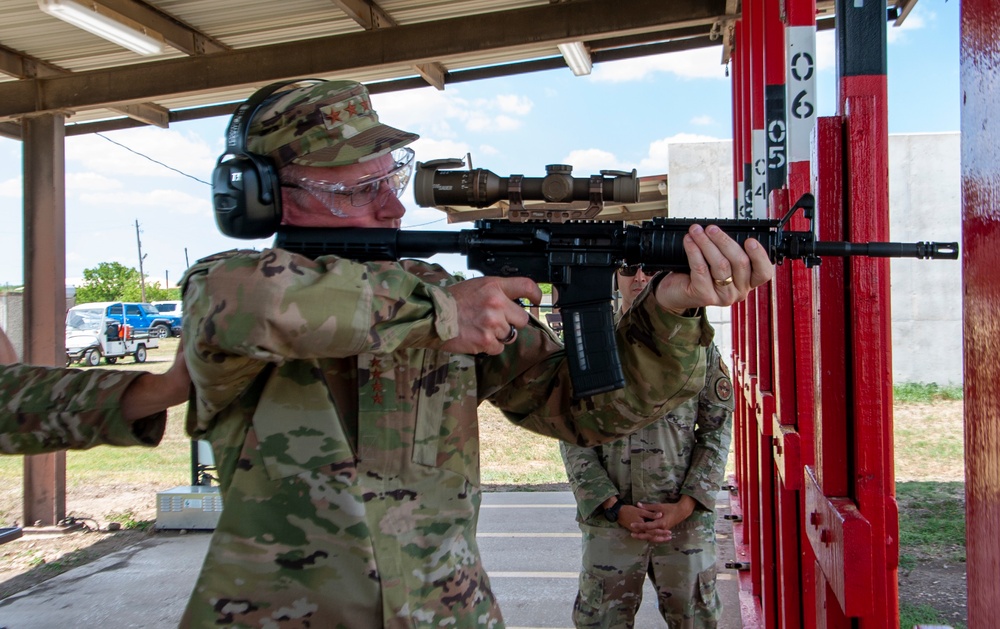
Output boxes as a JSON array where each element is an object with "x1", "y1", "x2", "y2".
[{"x1": 808, "y1": 241, "x2": 959, "y2": 260}]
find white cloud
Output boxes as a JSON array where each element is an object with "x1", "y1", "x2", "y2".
[
  {"x1": 0, "y1": 177, "x2": 21, "y2": 198},
  {"x1": 477, "y1": 144, "x2": 500, "y2": 156},
  {"x1": 411, "y1": 138, "x2": 471, "y2": 164},
  {"x1": 560, "y1": 133, "x2": 722, "y2": 176},
  {"x1": 465, "y1": 112, "x2": 495, "y2": 133},
  {"x1": 591, "y1": 48, "x2": 728, "y2": 82},
  {"x1": 691, "y1": 115, "x2": 715, "y2": 126},
  {"x1": 373, "y1": 89, "x2": 464, "y2": 138},
  {"x1": 664, "y1": 132, "x2": 723, "y2": 144},
  {"x1": 75, "y1": 187, "x2": 210, "y2": 215},
  {"x1": 492, "y1": 115, "x2": 523, "y2": 131},
  {"x1": 560, "y1": 148, "x2": 625, "y2": 174},
  {"x1": 371, "y1": 87, "x2": 532, "y2": 137},
  {"x1": 66, "y1": 128, "x2": 216, "y2": 180},
  {"x1": 67, "y1": 172, "x2": 123, "y2": 192},
  {"x1": 494, "y1": 94, "x2": 534, "y2": 115},
  {"x1": 889, "y1": 11, "x2": 927, "y2": 44}
]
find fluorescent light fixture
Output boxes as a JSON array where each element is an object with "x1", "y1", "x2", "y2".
[
  {"x1": 558, "y1": 42, "x2": 593, "y2": 76},
  {"x1": 37, "y1": 0, "x2": 167, "y2": 55}
]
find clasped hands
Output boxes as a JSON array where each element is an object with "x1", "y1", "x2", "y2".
[
  {"x1": 441, "y1": 223, "x2": 774, "y2": 355},
  {"x1": 617, "y1": 495, "x2": 698, "y2": 543}
]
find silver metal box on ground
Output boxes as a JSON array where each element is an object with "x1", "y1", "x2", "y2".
[{"x1": 155, "y1": 485, "x2": 223, "y2": 530}]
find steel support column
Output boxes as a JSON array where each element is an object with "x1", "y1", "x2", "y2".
[{"x1": 21, "y1": 113, "x2": 67, "y2": 527}]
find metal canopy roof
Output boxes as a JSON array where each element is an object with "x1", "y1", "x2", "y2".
[
  {"x1": 0, "y1": 0, "x2": 921, "y2": 223},
  {"x1": 0, "y1": 0, "x2": 874, "y2": 141}
]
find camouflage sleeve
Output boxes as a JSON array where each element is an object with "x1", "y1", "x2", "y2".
[
  {"x1": 680, "y1": 343, "x2": 735, "y2": 512},
  {"x1": 481, "y1": 285, "x2": 712, "y2": 447},
  {"x1": 181, "y1": 250, "x2": 459, "y2": 416},
  {"x1": 0, "y1": 364, "x2": 166, "y2": 454},
  {"x1": 560, "y1": 440, "x2": 619, "y2": 520}
]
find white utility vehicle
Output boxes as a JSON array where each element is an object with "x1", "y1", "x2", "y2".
[{"x1": 65, "y1": 302, "x2": 159, "y2": 366}]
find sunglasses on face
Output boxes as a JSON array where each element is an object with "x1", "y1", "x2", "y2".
[{"x1": 618, "y1": 264, "x2": 644, "y2": 277}]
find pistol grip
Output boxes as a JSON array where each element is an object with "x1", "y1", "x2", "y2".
[{"x1": 560, "y1": 301, "x2": 626, "y2": 398}]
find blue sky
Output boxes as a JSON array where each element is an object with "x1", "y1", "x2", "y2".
[{"x1": 0, "y1": 1, "x2": 959, "y2": 287}]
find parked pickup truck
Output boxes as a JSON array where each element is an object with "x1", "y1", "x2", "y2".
[{"x1": 106, "y1": 301, "x2": 181, "y2": 338}]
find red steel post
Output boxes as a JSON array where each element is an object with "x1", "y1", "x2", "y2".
[
  {"x1": 836, "y1": 0, "x2": 898, "y2": 624},
  {"x1": 800, "y1": 1, "x2": 898, "y2": 626},
  {"x1": 809, "y1": 116, "x2": 852, "y2": 629},
  {"x1": 781, "y1": 0, "x2": 820, "y2": 625},
  {"x1": 749, "y1": 0, "x2": 778, "y2": 624},
  {"x1": 763, "y1": 2, "x2": 804, "y2": 626}
]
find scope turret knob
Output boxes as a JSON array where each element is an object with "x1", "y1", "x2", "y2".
[{"x1": 545, "y1": 164, "x2": 573, "y2": 175}]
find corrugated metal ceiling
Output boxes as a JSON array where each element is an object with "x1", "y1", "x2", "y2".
[{"x1": 0, "y1": 0, "x2": 896, "y2": 135}]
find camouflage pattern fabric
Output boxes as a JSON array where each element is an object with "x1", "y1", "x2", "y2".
[
  {"x1": 573, "y1": 513, "x2": 721, "y2": 629},
  {"x1": 248, "y1": 80, "x2": 419, "y2": 168},
  {"x1": 178, "y1": 247, "x2": 713, "y2": 628},
  {"x1": 560, "y1": 343, "x2": 734, "y2": 628},
  {"x1": 0, "y1": 364, "x2": 165, "y2": 454}
]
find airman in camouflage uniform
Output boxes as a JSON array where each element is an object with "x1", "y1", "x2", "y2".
[
  {"x1": 561, "y1": 266, "x2": 735, "y2": 629},
  {"x1": 179, "y1": 80, "x2": 770, "y2": 628},
  {"x1": 0, "y1": 364, "x2": 166, "y2": 454}
]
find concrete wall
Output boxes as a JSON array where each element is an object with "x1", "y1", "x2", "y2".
[
  {"x1": 668, "y1": 133, "x2": 962, "y2": 385},
  {"x1": 0, "y1": 288, "x2": 76, "y2": 362},
  {"x1": 0, "y1": 291, "x2": 24, "y2": 360},
  {"x1": 888, "y1": 133, "x2": 962, "y2": 385}
]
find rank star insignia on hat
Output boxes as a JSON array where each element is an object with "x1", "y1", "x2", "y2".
[{"x1": 247, "y1": 80, "x2": 418, "y2": 168}]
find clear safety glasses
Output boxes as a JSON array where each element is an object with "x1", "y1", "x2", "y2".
[{"x1": 282, "y1": 147, "x2": 415, "y2": 213}]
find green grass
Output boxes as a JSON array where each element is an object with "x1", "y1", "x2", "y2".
[
  {"x1": 480, "y1": 467, "x2": 567, "y2": 485},
  {"x1": 901, "y1": 602, "x2": 965, "y2": 629},
  {"x1": 897, "y1": 481, "x2": 966, "y2": 562},
  {"x1": 478, "y1": 404, "x2": 569, "y2": 486},
  {"x1": 105, "y1": 510, "x2": 154, "y2": 531},
  {"x1": 896, "y1": 481, "x2": 966, "y2": 629},
  {"x1": 894, "y1": 382, "x2": 963, "y2": 403}
]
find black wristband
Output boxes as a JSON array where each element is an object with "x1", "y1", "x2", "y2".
[{"x1": 603, "y1": 498, "x2": 624, "y2": 522}]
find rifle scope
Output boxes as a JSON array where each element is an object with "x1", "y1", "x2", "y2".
[{"x1": 413, "y1": 158, "x2": 640, "y2": 208}]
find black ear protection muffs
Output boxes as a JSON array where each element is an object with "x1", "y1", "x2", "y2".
[{"x1": 212, "y1": 79, "x2": 323, "y2": 239}]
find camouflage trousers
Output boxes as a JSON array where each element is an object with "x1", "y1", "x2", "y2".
[{"x1": 572, "y1": 511, "x2": 720, "y2": 629}]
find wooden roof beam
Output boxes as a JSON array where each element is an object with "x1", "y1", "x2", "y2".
[
  {"x1": 0, "y1": 0, "x2": 729, "y2": 121},
  {"x1": 0, "y1": 42, "x2": 168, "y2": 127},
  {"x1": 330, "y1": 0, "x2": 448, "y2": 90},
  {"x1": 96, "y1": 0, "x2": 230, "y2": 55}
]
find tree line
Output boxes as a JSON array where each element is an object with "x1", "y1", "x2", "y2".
[{"x1": 75, "y1": 262, "x2": 180, "y2": 304}]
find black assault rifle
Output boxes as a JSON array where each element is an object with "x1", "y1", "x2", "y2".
[{"x1": 273, "y1": 161, "x2": 958, "y2": 399}]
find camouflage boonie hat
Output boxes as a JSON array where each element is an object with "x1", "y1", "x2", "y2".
[{"x1": 247, "y1": 80, "x2": 419, "y2": 168}]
